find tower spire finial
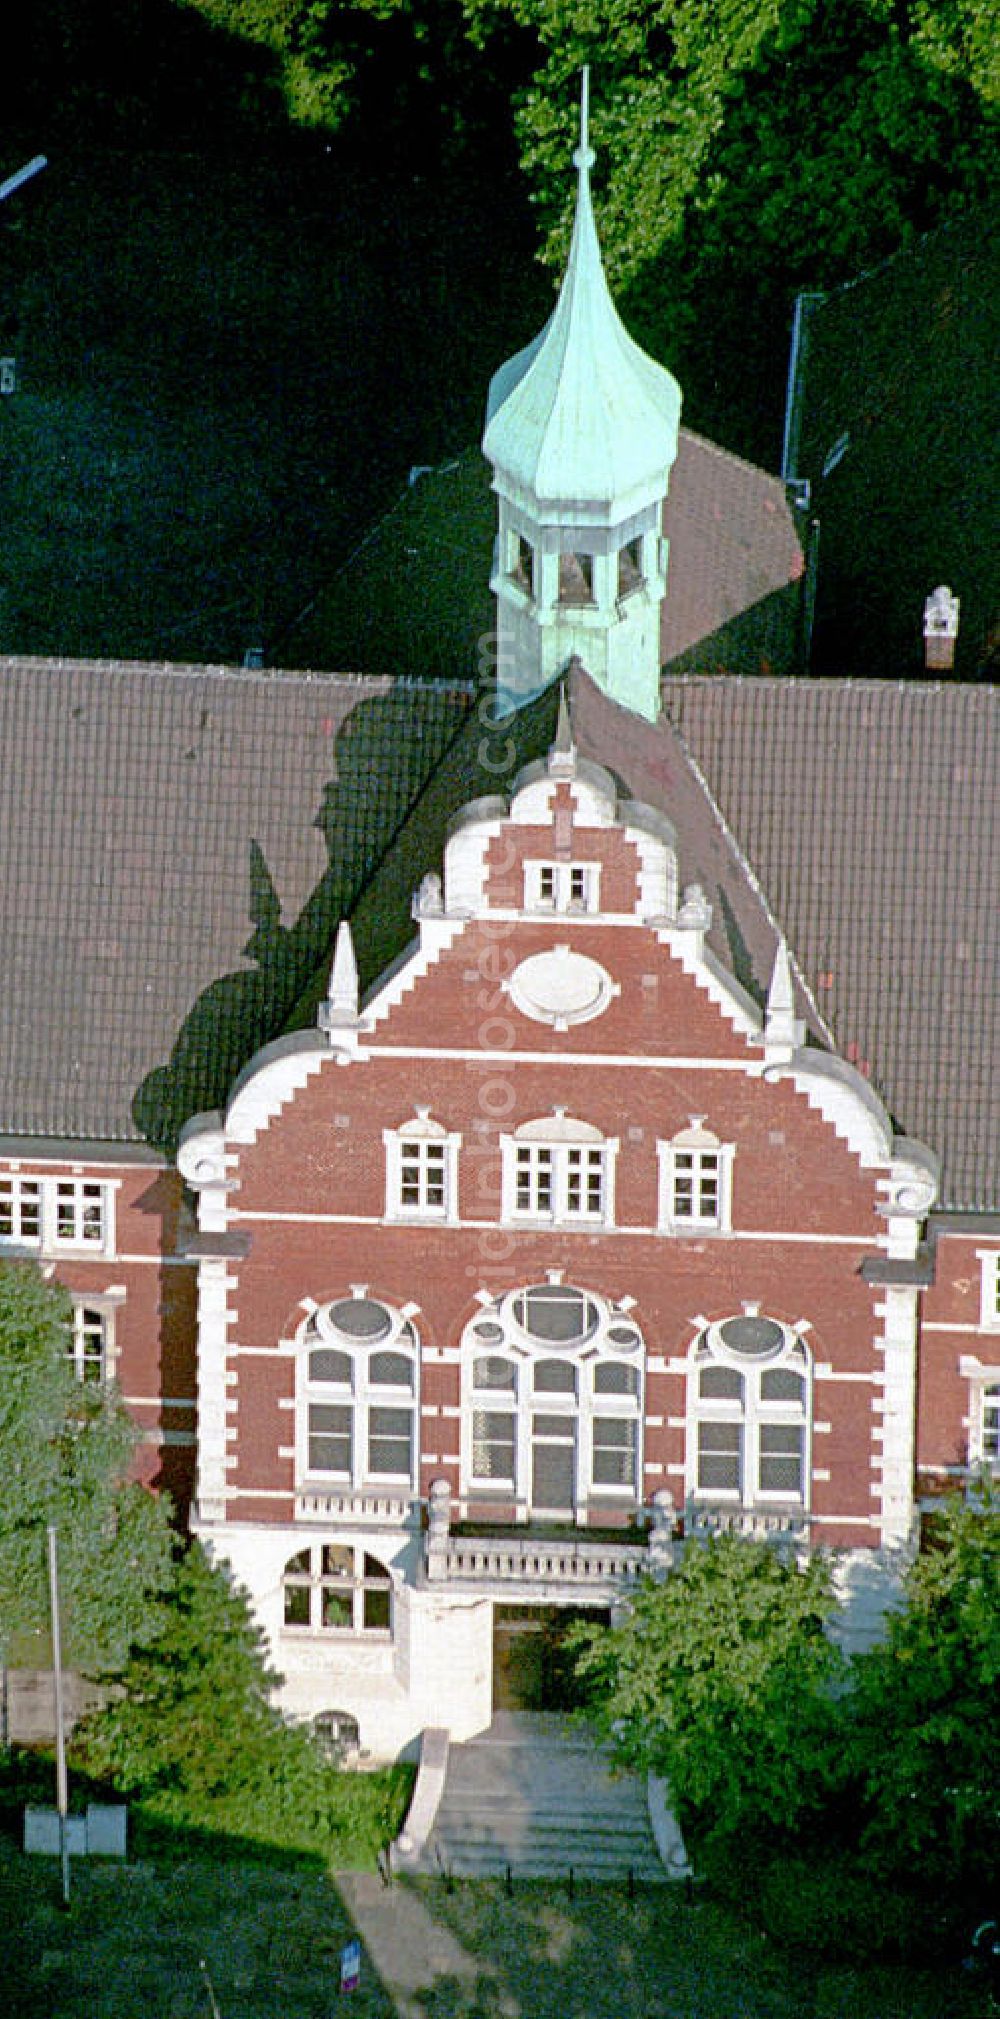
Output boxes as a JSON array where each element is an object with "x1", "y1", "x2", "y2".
[{"x1": 574, "y1": 65, "x2": 595, "y2": 177}]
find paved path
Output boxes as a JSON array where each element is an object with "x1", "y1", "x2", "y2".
[{"x1": 336, "y1": 1870, "x2": 521, "y2": 2016}]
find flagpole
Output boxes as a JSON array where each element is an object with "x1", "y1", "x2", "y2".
[{"x1": 46, "y1": 1524, "x2": 71, "y2": 1906}]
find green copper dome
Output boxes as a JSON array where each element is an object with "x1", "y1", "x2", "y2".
[{"x1": 484, "y1": 76, "x2": 682, "y2": 517}]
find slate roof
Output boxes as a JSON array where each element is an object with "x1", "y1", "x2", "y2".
[
  {"x1": 0, "y1": 658, "x2": 473, "y2": 1148},
  {"x1": 284, "y1": 431, "x2": 805, "y2": 688},
  {"x1": 660, "y1": 431, "x2": 805, "y2": 670},
  {"x1": 570, "y1": 669, "x2": 998, "y2": 1213}
]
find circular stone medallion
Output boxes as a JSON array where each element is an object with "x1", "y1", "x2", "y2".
[{"x1": 507, "y1": 946, "x2": 616, "y2": 1028}]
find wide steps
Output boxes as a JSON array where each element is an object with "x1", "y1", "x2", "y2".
[{"x1": 418, "y1": 1715, "x2": 668, "y2": 1882}]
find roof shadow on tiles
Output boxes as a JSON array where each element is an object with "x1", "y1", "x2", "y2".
[{"x1": 130, "y1": 680, "x2": 475, "y2": 1155}]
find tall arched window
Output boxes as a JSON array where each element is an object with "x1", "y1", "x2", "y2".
[
  {"x1": 687, "y1": 1315, "x2": 811, "y2": 1511},
  {"x1": 299, "y1": 1295, "x2": 418, "y2": 1489},
  {"x1": 462, "y1": 1283, "x2": 642, "y2": 1517}
]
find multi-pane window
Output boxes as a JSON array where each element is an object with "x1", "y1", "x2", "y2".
[
  {"x1": 0, "y1": 1175, "x2": 110, "y2": 1252},
  {"x1": 464, "y1": 1286, "x2": 643, "y2": 1515},
  {"x1": 69, "y1": 1305, "x2": 108, "y2": 1383},
  {"x1": 55, "y1": 1182, "x2": 106, "y2": 1247},
  {"x1": 399, "y1": 1140, "x2": 446, "y2": 1212},
  {"x1": 981, "y1": 1384, "x2": 1000, "y2": 1464},
  {"x1": 0, "y1": 1177, "x2": 41, "y2": 1243},
  {"x1": 525, "y1": 861, "x2": 598, "y2": 913},
  {"x1": 504, "y1": 1120, "x2": 616, "y2": 1228},
  {"x1": 301, "y1": 1297, "x2": 417, "y2": 1487},
  {"x1": 689, "y1": 1317, "x2": 810, "y2": 1508},
  {"x1": 659, "y1": 1126, "x2": 733, "y2": 1233},
  {"x1": 385, "y1": 1113, "x2": 459, "y2": 1221},
  {"x1": 282, "y1": 1543, "x2": 392, "y2": 1634},
  {"x1": 980, "y1": 1253, "x2": 1000, "y2": 1329}
]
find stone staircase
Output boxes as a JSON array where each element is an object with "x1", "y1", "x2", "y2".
[{"x1": 416, "y1": 1712, "x2": 669, "y2": 1882}]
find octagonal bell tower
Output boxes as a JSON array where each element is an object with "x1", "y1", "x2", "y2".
[{"x1": 483, "y1": 71, "x2": 682, "y2": 721}]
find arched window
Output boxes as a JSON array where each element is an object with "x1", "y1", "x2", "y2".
[
  {"x1": 687, "y1": 1315, "x2": 810, "y2": 1510},
  {"x1": 282, "y1": 1543, "x2": 392, "y2": 1634},
  {"x1": 658, "y1": 1122, "x2": 735, "y2": 1233},
  {"x1": 299, "y1": 1295, "x2": 417, "y2": 1488},
  {"x1": 501, "y1": 1115, "x2": 618, "y2": 1229},
  {"x1": 463, "y1": 1284, "x2": 643, "y2": 1517}
]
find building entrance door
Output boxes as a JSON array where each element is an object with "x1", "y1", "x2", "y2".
[{"x1": 492, "y1": 1604, "x2": 608, "y2": 1712}]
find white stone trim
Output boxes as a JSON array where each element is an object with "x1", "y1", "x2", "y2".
[
  {"x1": 977, "y1": 1250, "x2": 1000, "y2": 1330},
  {"x1": 871, "y1": 1286, "x2": 919, "y2": 1548}
]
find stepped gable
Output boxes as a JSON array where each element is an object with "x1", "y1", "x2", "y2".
[
  {"x1": 649, "y1": 673, "x2": 998, "y2": 1212},
  {"x1": 0, "y1": 657, "x2": 473, "y2": 1145}
]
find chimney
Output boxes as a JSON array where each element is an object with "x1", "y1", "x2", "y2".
[{"x1": 923, "y1": 585, "x2": 960, "y2": 672}]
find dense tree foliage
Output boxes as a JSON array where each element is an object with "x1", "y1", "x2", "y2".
[
  {"x1": 77, "y1": 1542, "x2": 413, "y2": 1859},
  {"x1": 575, "y1": 1498, "x2": 1000, "y2": 1958},
  {"x1": 574, "y1": 1535, "x2": 844, "y2": 1857},
  {"x1": 0, "y1": 1263, "x2": 174, "y2": 1672},
  {"x1": 846, "y1": 1482, "x2": 1000, "y2": 1916}
]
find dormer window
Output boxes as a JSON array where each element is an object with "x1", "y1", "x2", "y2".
[
  {"x1": 525, "y1": 861, "x2": 599, "y2": 914},
  {"x1": 558, "y1": 551, "x2": 594, "y2": 605},
  {"x1": 658, "y1": 1124, "x2": 734, "y2": 1234},
  {"x1": 617, "y1": 536, "x2": 644, "y2": 598},
  {"x1": 384, "y1": 1111, "x2": 460, "y2": 1222}
]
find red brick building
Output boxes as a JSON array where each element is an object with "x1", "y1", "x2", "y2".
[{"x1": 0, "y1": 89, "x2": 995, "y2": 1757}]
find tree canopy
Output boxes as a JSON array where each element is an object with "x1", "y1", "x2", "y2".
[
  {"x1": 574, "y1": 1534, "x2": 844, "y2": 1853},
  {"x1": 0, "y1": 1262, "x2": 174, "y2": 1672}
]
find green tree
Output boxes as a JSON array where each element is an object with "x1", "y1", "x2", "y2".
[
  {"x1": 0, "y1": 1262, "x2": 174, "y2": 1674},
  {"x1": 78, "y1": 1542, "x2": 282, "y2": 1800},
  {"x1": 575, "y1": 1535, "x2": 845, "y2": 1857},
  {"x1": 846, "y1": 1483, "x2": 1000, "y2": 1922}
]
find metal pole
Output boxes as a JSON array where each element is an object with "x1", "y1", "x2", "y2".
[
  {"x1": 200, "y1": 1958, "x2": 223, "y2": 2018},
  {"x1": 0, "y1": 156, "x2": 47, "y2": 206},
  {"x1": 46, "y1": 1524, "x2": 70, "y2": 1906}
]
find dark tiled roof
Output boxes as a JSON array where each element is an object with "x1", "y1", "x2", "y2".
[
  {"x1": 788, "y1": 199, "x2": 1000, "y2": 680},
  {"x1": 0, "y1": 658, "x2": 473, "y2": 1148},
  {"x1": 622, "y1": 673, "x2": 997, "y2": 1212},
  {"x1": 660, "y1": 431, "x2": 805, "y2": 672}
]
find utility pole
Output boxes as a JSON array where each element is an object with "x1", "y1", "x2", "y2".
[{"x1": 46, "y1": 1524, "x2": 71, "y2": 1907}]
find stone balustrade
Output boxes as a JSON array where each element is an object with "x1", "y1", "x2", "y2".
[
  {"x1": 294, "y1": 1489, "x2": 422, "y2": 1527},
  {"x1": 687, "y1": 1505, "x2": 808, "y2": 1543}
]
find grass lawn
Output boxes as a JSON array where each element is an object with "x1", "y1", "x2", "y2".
[
  {"x1": 1, "y1": 1834, "x2": 395, "y2": 2019},
  {"x1": 406, "y1": 1876, "x2": 983, "y2": 2019}
]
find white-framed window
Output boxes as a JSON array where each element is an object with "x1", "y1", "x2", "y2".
[
  {"x1": 981, "y1": 1384, "x2": 1000, "y2": 1465},
  {"x1": 384, "y1": 1111, "x2": 460, "y2": 1223},
  {"x1": 501, "y1": 1115, "x2": 617, "y2": 1230},
  {"x1": 658, "y1": 1124, "x2": 734, "y2": 1234},
  {"x1": 687, "y1": 1315, "x2": 811, "y2": 1510},
  {"x1": 462, "y1": 1283, "x2": 643, "y2": 1517},
  {"x1": 282, "y1": 1542, "x2": 392, "y2": 1635},
  {"x1": 0, "y1": 1174, "x2": 112, "y2": 1255},
  {"x1": 524, "y1": 861, "x2": 600, "y2": 914},
  {"x1": 68, "y1": 1303, "x2": 111, "y2": 1383},
  {"x1": 299, "y1": 1295, "x2": 418, "y2": 1489},
  {"x1": 978, "y1": 1252, "x2": 1000, "y2": 1329}
]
